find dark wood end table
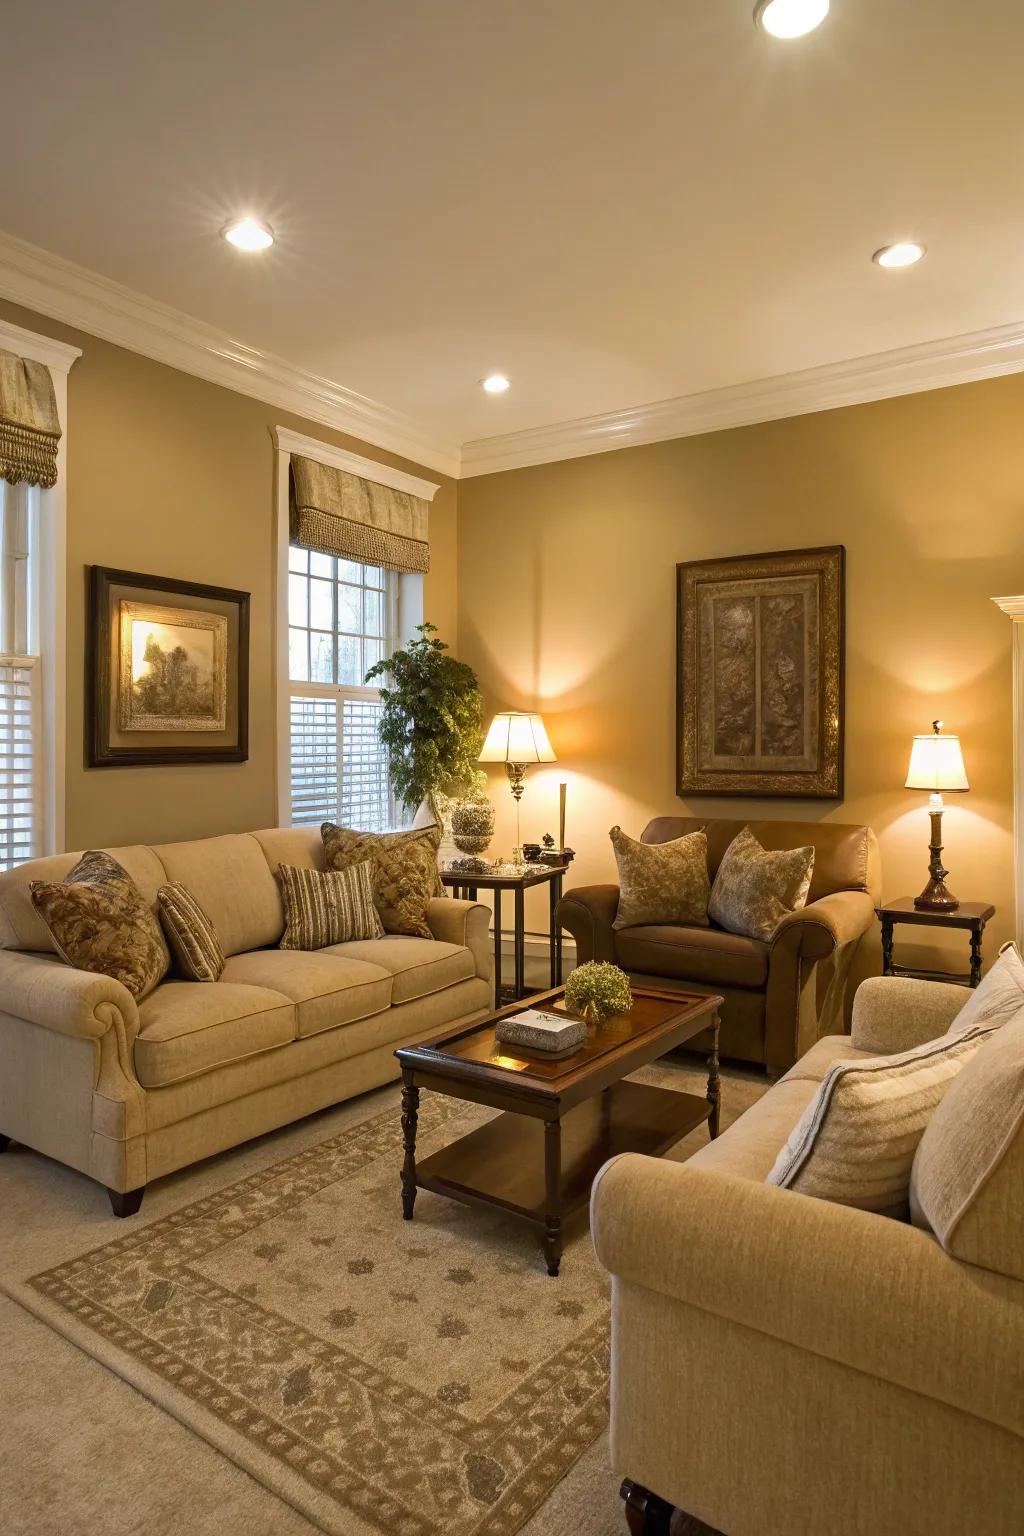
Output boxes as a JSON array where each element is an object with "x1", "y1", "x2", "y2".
[
  {"x1": 440, "y1": 863, "x2": 565, "y2": 1002},
  {"x1": 877, "y1": 897, "x2": 996, "y2": 988},
  {"x1": 395, "y1": 985, "x2": 722, "y2": 1276}
]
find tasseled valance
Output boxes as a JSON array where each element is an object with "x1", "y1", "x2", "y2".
[
  {"x1": 0, "y1": 349, "x2": 61, "y2": 488},
  {"x1": 290, "y1": 455, "x2": 429, "y2": 575}
]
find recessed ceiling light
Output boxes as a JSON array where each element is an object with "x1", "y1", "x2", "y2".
[
  {"x1": 873, "y1": 242, "x2": 927, "y2": 269},
  {"x1": 754, "y1": 0, "x2": 829, "y2": 39},
  {"x1": 481, "y1": 374, "x2": 511, "y2": 394},
  {"x1": 222, "y1": 217, "x2": 275, "y2": 253}
]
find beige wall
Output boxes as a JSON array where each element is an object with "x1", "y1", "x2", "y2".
[
  {"x1": 458, "y1": 375, "x2": 1024, "y2": 973},
  {"x1": 0, "y1": 296, "x2": 458, "y2": 851}
]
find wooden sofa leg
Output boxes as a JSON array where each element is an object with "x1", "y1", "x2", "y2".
[
  {"x1": 621, "y1": 1478, "x2": 675, "y2": 1535},
  {"x1": 0, "y1": 1134, "x2": 10, "y2": 1153},
  {"x1": 108, "y1": 1186, "x2": 145, "y2": 1218}
]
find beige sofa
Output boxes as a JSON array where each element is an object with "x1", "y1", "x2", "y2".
[
  {"x1": 593, "y1": 976, "x2": 1024, "y2": 1536},
  {"x1": 0, "y1": 827, "x2": 492, "y2": 1215}
]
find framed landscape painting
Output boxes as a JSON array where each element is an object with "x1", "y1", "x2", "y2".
[
  {"x1": 88, "y1": 566, "x2": 249, "y2": 766},
  {"x1": 677, "y1": 546, "x2": 845, "y2": 799}
]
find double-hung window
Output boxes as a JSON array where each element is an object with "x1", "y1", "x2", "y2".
[
  {"x1": 286, "y1": 548, "x2": 397, "y2": 832},
  {"x1": 0, "y1": 480, "x2": 41, "y2": 870}
]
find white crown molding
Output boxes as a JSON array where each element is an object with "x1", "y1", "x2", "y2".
[
  {"x1": 993, "y1": 595, "x2": 1024, "y2": 620},
  {"x1": 271, "y1": 425, "x2": 440, "y2": 501},
  {"x1": 0, "y1": 314, "x2": 81, "y2": 374},
  {"x1": 460, "y1": 319, "x2": 1024, "y2": 477},
  {"x1": 0, "y1": 228, "x2": 460, "y2": 478}
]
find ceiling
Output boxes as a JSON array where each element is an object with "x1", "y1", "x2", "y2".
[{"x1": 3, "y1": 0, "x2": 1024, "y2": 469}]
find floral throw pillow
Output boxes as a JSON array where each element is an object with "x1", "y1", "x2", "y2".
[
  {"x1": 708, "y1": 826, "x2": 815, "y2": 942},
  {"x1": 31, "y1": 850, "x2": 169, "y2": 1000},
  {"x1": 610, "y1": 825, "x2": 710, "y2": 930},
  {"x1": 321, "y1": 823, "x2": 442, "y2": 939}
]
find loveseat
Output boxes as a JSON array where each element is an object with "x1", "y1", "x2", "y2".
[
  {"x1": 594, "y1": 976, "x2": 1024, "y2": 1536},
  {"x1": 558, "y1": 816, "x2": 880, "y2": 1074},
  {"x1": 0, "y1": 827, "x2": 492, "y2": 1214}
]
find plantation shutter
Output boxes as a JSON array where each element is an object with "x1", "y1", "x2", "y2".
[
  {"x1": 289, "y1": 693, "x2": 389, "y2": 832},
  {"x1": 0, "y1": 479, "x2": 40, "y2": 869}
]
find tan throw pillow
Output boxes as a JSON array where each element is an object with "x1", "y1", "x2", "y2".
[
  {"x1": 321, "y1": 823, "x2": 441, "y2": 939},
  {"x1": 911, "y1": 1013, "x2": 1024, "y2": 1281},
  {"x1": 30, "y1": 850, "x2": 169, "y2": 1001},
  {"x1": 610, "y1": 825, "x2": 709, "y2": 930},
  {"x1": 944, "y1": 941, "x2": 1024, "y2": 1038},
  {"x1": 158, "y1": 882, "x2": 225, "y2": 982},
  {"x1": 708, "y1": 826, "x2": 814, "y2": 941},
  {"x1": 767, "y1": 1029, "x2": 987, "y2": 1217},
  {"x1": 278, "y1": 861, "x2": 384, "y2": 951}
]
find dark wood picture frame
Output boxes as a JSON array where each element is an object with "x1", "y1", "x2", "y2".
[
  {"x1": 88, "y1": 565, "x2": 250, "y2": 767},
  {"x1": 676, "y1": 545, "x2": 845, "y2": 800}
]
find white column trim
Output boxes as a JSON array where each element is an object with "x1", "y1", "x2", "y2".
[
  {"x1": 273, "y1": 444, "x2": 292, "y2": 826},
  {"x1": 271, "y1": 426, "x2": 441, "y2": 501},
  {"x1": 993, "y1": 595, "x2": 1024, "y2": 950}
]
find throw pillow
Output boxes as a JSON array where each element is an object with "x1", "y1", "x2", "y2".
[
  {"x1": 278, "y1": 861, "x2": 385, "y2": 951},
  {"x1": 911, "y1": 1012, "x2": 1024, "y2": 1282},
  {"x1": 30, "y1": 850, "x2": 169, "y2": 1001},
  {"x1": 708, "y1": 826, "x2": 815, "y2": 942},
  {"x1": 610, "y1": 825, "x2": 710, "y2": 930},
  {"x1": 321, "y1": 823, "x2": 442, "y2": 939},
  {"x1": 767, "y1": 1028, "x2": 987, "y2": 1217},
  {"x1": 944, "y1": 941, "x2": 1024, "y2": 1037},
  {"x1": 157, "y1": 882, "x2": 225, "y2": 982}
]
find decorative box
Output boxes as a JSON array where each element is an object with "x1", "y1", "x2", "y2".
[{"x1": 495, "y1": 1008, "x2": 588, "y2": 1056}]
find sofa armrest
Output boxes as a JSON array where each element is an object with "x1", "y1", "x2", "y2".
[
  {"x1": 592, "y1": 1153, "x2": 1024, "y2": 1438},
  {"x1": 771, "y1": 889, "x2": 876, "y2": 961},
  {"x1": 0, "y1": 948, "x2": 139, "y2": 1040},
  {"x1": 426, "y1": 898, "x2": 491, "y2": 981},
  {"x1": 556, "y1": 884, "x2": 619, "y2": 963},
  {"x1": 851, "y1": 974, "x2": 966, "y2": 1054}
]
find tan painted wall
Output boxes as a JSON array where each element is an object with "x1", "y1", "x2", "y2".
[
  {"x1": 0, "y1": 296, "x2": 458, "y2": 851},
  {"x1": 458, "y1": 374, "x2": 1024, "y2": 974}
]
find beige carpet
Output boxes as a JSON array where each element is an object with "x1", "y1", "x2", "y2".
[{"x1": 0, "y1": 1056, "x2": 763, "y2": 1536}]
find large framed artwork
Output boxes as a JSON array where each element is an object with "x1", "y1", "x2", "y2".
[
  {"x1": 88, "y1": 566, "x2": 250, "y2": 766},
  {"x1": 677, "y1": 546, "x2": 845, "y2": 799}
]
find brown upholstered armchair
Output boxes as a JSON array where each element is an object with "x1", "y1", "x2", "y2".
[{"x1": 557, "y1": 817, "x2": 881, "y2": 1075}]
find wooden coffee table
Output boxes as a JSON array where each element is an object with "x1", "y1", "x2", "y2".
[{"x1": 394, "y1": 985, "x2": 722, "y2": 1276}]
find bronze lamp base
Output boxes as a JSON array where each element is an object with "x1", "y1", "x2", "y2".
[{"x1": 914, "y1": 804, "x2": 959, "y2": 913}]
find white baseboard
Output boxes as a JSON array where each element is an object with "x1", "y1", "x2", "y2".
[{"x1": 495, "y1": 933, "x2": 577, "y2": 962}]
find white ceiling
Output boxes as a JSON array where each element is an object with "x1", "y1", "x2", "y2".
[{"x1": 3, "y1": 0, "x2": 1024, "y2": 466}]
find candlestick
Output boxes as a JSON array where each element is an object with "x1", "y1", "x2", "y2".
[{"x1": 559, "y1": 782, "x2": 566, "y2": 850}]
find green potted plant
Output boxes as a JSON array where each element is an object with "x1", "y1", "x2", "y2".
[{"x1": 365, "y1": 623, "x2": 485, "y2": 827}]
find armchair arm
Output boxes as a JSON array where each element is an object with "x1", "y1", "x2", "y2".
[
  {"x1": 426, "y1": 898, "x2": 491, "y2": 981},
  {"x1": 556, "y1": 884, "x2": 619, "y2": 963},
  {"x1": 592, "y1": 1153, "x2": 1024, "y2": 1438},
  {"x1": 851, "y1": 974, "x2": 966, "y2": 1054},
  {"x1": 0, "y1": 948, "x2": 139, "y2": 1040},
  {"x1": 771, "y1": 888, "x2": 876, "y2": 961}
]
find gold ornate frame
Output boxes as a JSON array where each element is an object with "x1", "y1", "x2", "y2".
[{"x1": 118, "y1": 601, "x2": 228, "y2": 732}]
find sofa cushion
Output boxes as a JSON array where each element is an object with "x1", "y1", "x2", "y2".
[
  {"x1": 135, "y1": 982, "x2": 295, "y2": 1087},
  {"x1": 327, "y1": 936, "x2": 475, "y2": 1004},
  {"x1": 278, "y1": 861, "x2": 384, "y2": 950},
  {"x1": 708, "y1": 826, "x2": 815, "y2": 942},
  {"x1": 220, "y1": 950, "x2": 392, "y2": 1037},
  {"x1": 615, "y1": 924, "x2": 769, "y2": 990},
  {"x1": 944, "y1": 941, "x2": 1024, "y2": 1038},
  {"x1": 31, "y1": 851, "x2": 170, "y2": 1001},
  {"x1": 152, "y1": 833, "x2": 283, "y2": 957},
  {"x1": 322, "y1": 822, "x2": 442, "y2": 938},
  {"x1": 610, "y1": 824, "x2": 709, "y2": 930},
  {"x1": 779, "y1": 1034, "x2": 869, "y2": 1085},
  {"x1": 911, "y1": 1012, "x2": 1024, "y2": 1281},
  {"x1": 158, "y1": 882, "x2": 225, "y2": 982},
  {"x1": 688, "y1": 1076, "x2": 824, "y2": 1181}
]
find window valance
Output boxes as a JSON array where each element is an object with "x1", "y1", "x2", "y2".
[
  {"x1": 0, "y1": 348, "x2": 61, "y2": 488},
  {"x1": 290, "y1": 455, "x2": 430, "y2": 575}
]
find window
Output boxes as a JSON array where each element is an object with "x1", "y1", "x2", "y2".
[
  {"x1": 286, "y1": 547, "x2": 397, "y2": 831},
  {"x1": 0, "y1": 480, "x2": 41, "y2": 870}
]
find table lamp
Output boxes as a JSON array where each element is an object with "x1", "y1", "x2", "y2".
[
  {"x1": 905, "y1": 720, "x2": 969, "y2": 911},
  {"x1": 479, "y1": 711, "x2": 556, "y2": 855}
]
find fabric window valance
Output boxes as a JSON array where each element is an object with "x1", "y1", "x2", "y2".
[
  {"x1": 0, "y1": 348, "x2": 61, "y2": 488},
  {"x1": 290, "y1": 455, "x2": 430, "y2": 575}
]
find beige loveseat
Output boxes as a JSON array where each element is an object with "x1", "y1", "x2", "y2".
[
  {"x1": 0, "y1": 827, "x2": 492, "y2": 1215},
  {"x1": 594, "y1": 976, "x2": 1024, "y2": 1536}
]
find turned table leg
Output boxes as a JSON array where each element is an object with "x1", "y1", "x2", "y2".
[
  {"x1": 543, "y1": 1117, "x2": 563, "y2": 1277},
  {"x1": 401, "y1": 1077, "x2": 420, "y2": 1220},
  {"x1": 621, "y1": 1479, "x2": 675, "y2": 1535},
  {"x1": 707, "y1": 1014, "x2": 721, "y2": 1140}
]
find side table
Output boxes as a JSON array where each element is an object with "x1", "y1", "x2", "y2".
[
  {"x1": 440, "y1": 864, "x2": 565, "y2": 1002},
  {"x1": 876, "y1": 898, "x2": 996, "y2": 989}
]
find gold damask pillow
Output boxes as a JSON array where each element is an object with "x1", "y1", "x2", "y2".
[
  {"x1": 610, "y1": 825, "x2": 710, "y2": 930},
  {"x1": 31, "y1": 850, "x2": 169, "y2": 1000},
  {"x1": 708, "y1": 827, "x2": 814, "y2": 942},
  {"x1": 321, "y1": 823, "x2": 442, "y2": 939}
]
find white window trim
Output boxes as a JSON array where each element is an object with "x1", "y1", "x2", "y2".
[
  {"x1": 270, "y1": 425, "x2": 437, "y2": 825},
  {"x1": 0, "y1": 316, "x2": 80, "y2": 856},
  {"x1": 993, "y1": 594, "x2": 1024, "y2": 951}
]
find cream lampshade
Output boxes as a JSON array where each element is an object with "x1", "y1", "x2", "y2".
[
  {"x1": 905, "y1": 720, "x2": 969, "y2": 911},
  {"x1": 479, "y1": 711, "x2": 556, "y2": 854}
]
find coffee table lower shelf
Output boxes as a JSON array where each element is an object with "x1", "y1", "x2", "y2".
[{"x1": 409, "y1": 1080, "x2": 711, "y2": 1274}]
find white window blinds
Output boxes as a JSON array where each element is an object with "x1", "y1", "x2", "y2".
[{"x1": 0, "y1": 480, "x2": 41, "y2": 870}]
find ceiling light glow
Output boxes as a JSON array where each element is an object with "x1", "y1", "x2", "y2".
[
  {"x1": 873, "y1": 242, "x2": 926, "y2": 269},
  {"x1": 222, "y1": 217, "x2": 275, "y2": 252},
  {"x1": 481, "y1": 374, "x2": 511, "y2": 394},
  {"x1": 754, "y1": 0, "x2": 829, "y2": 39}
]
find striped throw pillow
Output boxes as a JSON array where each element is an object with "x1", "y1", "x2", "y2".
[
  {"x1": 278, "y1": 861, "x2": 384, "y2": 951},
  {"x1": 767, "y1": 1028, "x2": 989, "y2": 1218},
  {"x1": 157, "y1": 882, "x2": 225, "y2": 982}
]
